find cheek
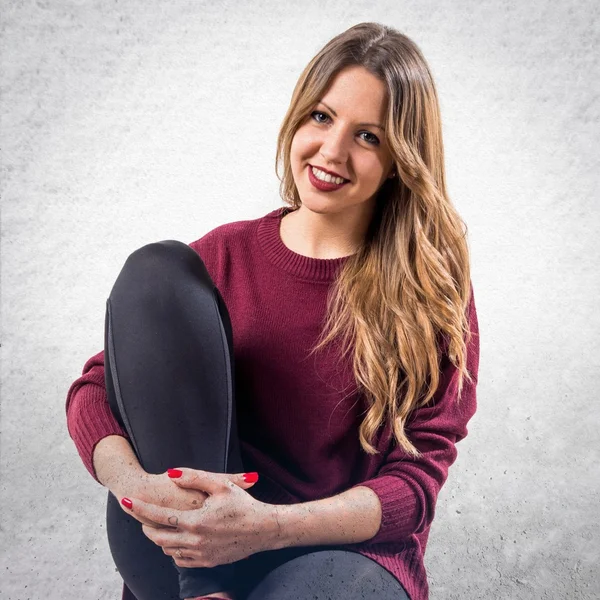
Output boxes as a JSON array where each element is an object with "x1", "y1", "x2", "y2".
[
  {"x1": 291, "y1": 127, "x2": 316, "y2": 160},
  {"x1": 355, "y1": 158, "x2": 384, "y2": 186},
  {"x1": 370, "y1": 154, "x2": 392, "y2": 180}
]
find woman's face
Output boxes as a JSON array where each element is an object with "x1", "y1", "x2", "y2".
[{"x1": 290, "y1": 65, "x2": 395, "y2": 217}]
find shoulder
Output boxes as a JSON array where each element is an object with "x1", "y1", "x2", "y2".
[
  {"x1": 186, "y1": 208, "x2": 281, "y2": 284},
  {"x1": 188, "y1": 218, "x2": 250, "y2": 252},
  {"x1": 188, "y1": 208, "x2": 281, "y2": 256}
]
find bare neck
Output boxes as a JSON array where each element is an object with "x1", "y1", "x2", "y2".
[{"x1": 280, "y1": 205, "x2": 371, "y2": 259}]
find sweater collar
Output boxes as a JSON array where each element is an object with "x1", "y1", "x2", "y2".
[{"x1": 257, "y1": 207, "x2": 352, "y2": 282}]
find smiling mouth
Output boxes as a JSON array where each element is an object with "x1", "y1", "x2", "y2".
[
  {"x1": 307, "y1": 165, "x2": 350, "y2": 191},
  {"x1": 309, "y1": 165, "x2": 350, "y2": 184}
]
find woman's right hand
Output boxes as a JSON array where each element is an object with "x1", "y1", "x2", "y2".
[
  {"x1": 111, "y1": 471, "x2": 210, "y2": 529},
  {"x1": 128, "y1": 471, "x2": 209, "y2": 512},
  {"x1": 94, "y1": 436, "x2": 209, "y2": 528}
]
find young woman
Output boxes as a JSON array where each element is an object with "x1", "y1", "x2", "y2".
[{"x1": 66, "y1": 22, "x2": 480, "y2": 600}]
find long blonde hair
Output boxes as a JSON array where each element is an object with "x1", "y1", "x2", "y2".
[{"x1": 275, "y1": 22, "x2": 475, "y2": 458}]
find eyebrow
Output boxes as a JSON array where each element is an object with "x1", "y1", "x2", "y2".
[{"x1": 318, "y1": 101, "x2": 385, "y2": 131}]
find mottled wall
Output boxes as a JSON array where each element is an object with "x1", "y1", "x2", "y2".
[{"x1": 1, "y1": 1, "x2": 598, "y2": 598}]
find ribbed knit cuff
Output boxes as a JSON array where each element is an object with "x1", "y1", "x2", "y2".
[
  {"x1": 353, "y1": 475, "x2": 421, "y2": 545},
  {"x1": 66, "y1": 382, "x2": 128, "y2": 482}
]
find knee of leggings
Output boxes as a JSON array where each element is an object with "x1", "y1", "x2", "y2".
[
  {"x1": 123, "y1": 239, "x2": 210, "y2": 283},
  {"x1": 112, "y1": 240, "x2": 215, "y2": 310},
  {"x1": 127, "y1": 239, "x2": 192, "y2": 267}
]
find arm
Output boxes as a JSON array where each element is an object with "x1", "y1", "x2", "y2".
[
  {"x1": 355, "y1": 288, "x2": 480, "y2": 545},
  {"x1": 268, "y1": 288, "x2": 480, "y2": 549},
  {"x1": 67, "y1": 351, "x2": 216, "y2": 514},
  {"x1": 93, "y1": 434, "x2": 146, "y2": 496},
  {"x1": 65, "y1": 350, "x2": 150, "y2": 497},
  {"x1": 65, "y1": 350, "x2": 130, "y2": 481},
  {"x1": 268, "y1": 485, "x2": 382, "y2": 549},
  {"x1": 350, "y1": 290, "x2": 480, "y2": 545}
]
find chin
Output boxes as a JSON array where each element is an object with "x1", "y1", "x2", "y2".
[{"x1": 298, "y1": 192, "x2": 343, "y2": 213}]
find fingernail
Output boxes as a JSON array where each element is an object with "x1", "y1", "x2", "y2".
[
  {"x1": 121, "y1": 497, "x2": 133, "y2": 509},
  {"x1": 243, "y1": 472, "x2": 259, "y2": 483},
  {"x1": 168, "y1": 469, "x2": 183, "y2": 478}
]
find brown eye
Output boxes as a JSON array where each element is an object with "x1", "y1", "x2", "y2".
[
  {"x1": 311, "y1": 111, "x2": 330, "y2": 124},
  {"x1": 360, "y1": 132, "x2": 380, "y2": 146}
]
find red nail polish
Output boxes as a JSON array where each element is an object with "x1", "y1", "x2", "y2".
[
  {"x1": 121, "y1": 497, "x2": 133, "y2": 509},
  {"x1": 243, "y1": 472, "x2": 259, "y2": 483},
  {"x1": 168, "y1": 469, "x2": 183, "y2": 478}
]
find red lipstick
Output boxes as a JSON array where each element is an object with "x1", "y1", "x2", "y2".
[{"x1": 307, "y1": 165, "x2": 349, "y2": 192}]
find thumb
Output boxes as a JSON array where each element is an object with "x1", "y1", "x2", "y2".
[
  {"x1": 166, "y1": 468, "x2": 259, "y2": 493},
  {"x1": 228, "y1": 471, "x2": 259, "y2": 491}
]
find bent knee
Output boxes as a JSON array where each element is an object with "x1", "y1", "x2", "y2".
[
  {"x1": 112, "y1": 239, "x2": 213, "y2": 302},
  {"x1": 126, "y1": 240, "x2": 195, "y2": 272}
]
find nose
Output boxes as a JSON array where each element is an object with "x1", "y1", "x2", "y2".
[{"x1": 319, "y1": 127, "x2": 350, "y2": 165}]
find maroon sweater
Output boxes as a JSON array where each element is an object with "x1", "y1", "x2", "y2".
[{"x1": 66, "y1": 206, "x2": 480, "y2": 600}]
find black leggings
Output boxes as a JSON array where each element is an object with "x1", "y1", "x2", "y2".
[{"x1": 103, "y1": 240, "x2": 410, "y2": 600}]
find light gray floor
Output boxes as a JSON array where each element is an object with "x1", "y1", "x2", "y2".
[{"x1": 1, "y1": 1, "x2": 598, "y2": 598}]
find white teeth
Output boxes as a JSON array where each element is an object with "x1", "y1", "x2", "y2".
[{"x1": 311, "y1": 166, "x2": 346, "y2": 185}]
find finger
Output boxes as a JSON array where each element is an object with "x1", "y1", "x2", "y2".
[
  {"x1": 163, "y1": 546, "x2": 213, "y2": 569},
  {"x1": 161, "y1": 546, "x2": 196, "y2": 560},
  {"x1": 160, "y1": 545, "x2": 197, "y2": 566},
  {"x1": 120, "y1": 497, "x2": 182, "y2": 529},
  {"x1": 142, "y1": 524, "x2": 198, "y2": 551},
  {"x1": 137, "y1": 518, "x2": 172, "y2": 530},
  {"x1": 167, "y1": 467, "x2": 259, "y2": 493},
  {"x1": 118, "y1": 499, "x2": 169, "y2": 529},
  {"x1": 172, "y1": 552, "x2": 201, "y2": 568}
]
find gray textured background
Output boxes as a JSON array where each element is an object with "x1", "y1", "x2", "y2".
[{"x1": 1, "y1": 1, "x2": 598, "y2": 599}]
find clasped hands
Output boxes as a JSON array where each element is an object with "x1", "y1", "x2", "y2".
[{"x1": 118, "y1": 467, "x2": 282, "y2": 568}]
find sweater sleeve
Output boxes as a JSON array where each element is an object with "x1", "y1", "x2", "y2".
[
  {"x1": 351, "y1": 287, "x2": 480, "y2": 545},
  {"x1": 65, "y1": 349, "x2": 129, "y2": 481}
]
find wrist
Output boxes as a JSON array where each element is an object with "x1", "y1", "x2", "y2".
[
  {"x1": 258, "y1": 504, "x2": 290, "y2": 552},
  {"x1": 259, "y1": 488, "x2": 383, "y2": 549},
  {"x1": 264, "y1": 504, "x2": 298, "y2": 551},
  {"x1": 93, "y1": 435, "x2": 147, "y2": 497},
  {"x1": 111, "y1": 469, "x2": 151, "y2": 501}
]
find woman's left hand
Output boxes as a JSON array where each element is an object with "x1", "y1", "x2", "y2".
[{"x1": 119, "y1": 467, "x2": 282, "y2": 568}]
